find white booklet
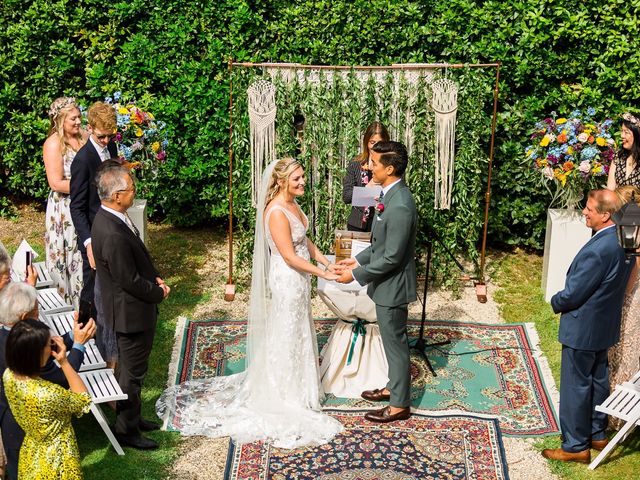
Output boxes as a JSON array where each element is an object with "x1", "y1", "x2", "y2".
[
  {"x1": 352, "y1": 186, "x2": 382, "y2": 207},
  {"x1": 11, "y1": 239, "x2": 39, "y2": 279}
]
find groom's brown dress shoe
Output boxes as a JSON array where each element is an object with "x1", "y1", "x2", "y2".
[
  {"x1": 364, "y1": 406, "x2": 411, "y2": 423},
  {"x1": 541, "y1": 448, "x2": 590, "y2": 464},
  {"x1": 361, "y1": 388, "x2": 391, "y2": 402},
  {"x1": 591, "y1": 439, "x2": 609, "y2": 451}
]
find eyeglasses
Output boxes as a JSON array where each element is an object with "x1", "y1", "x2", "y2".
[
  {"x1": 95, "y1": 133, "x2": 116, "y2": 141},
  {"x1": 116, "y1": 186, "x2": 136, "y2": 194}
]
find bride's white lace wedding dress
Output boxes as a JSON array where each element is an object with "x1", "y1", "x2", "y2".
[{"x1": 156, "y1": 198, "x2": 343, "y2": 448}]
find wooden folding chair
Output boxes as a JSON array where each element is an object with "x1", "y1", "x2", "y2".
[
  {"x1": 39, "y1": 312, "x2": 126, "y2": 455},
  {"x1": 79, "y1": 369, "x2": 128, "y2": 456},
  {"x1": 589, "y1": 370, "x2": 640, "y2": 469}
]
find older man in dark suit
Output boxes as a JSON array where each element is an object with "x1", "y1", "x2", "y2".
[
  {"x1": 543, "y1": 189, "x2": 632, "y2": 464},
  {"x1": 91, "y1": 164, "x2": 169, "y2": 450}
]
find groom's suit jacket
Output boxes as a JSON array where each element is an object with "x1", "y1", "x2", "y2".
[
  {"x1": 551, "y1": 226, "x2": 630, "y2": 351},
  {"x1": 70, "y1": 140, "x2": 118, "y2": 253},
  {"x1": 352, "y1": 180, "x2": 417, "y2": 306}
]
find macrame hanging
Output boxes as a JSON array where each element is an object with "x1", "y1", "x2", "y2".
[
  {"x1": 247, "y1": 80, "x2": 277, "y2": 206},
  {"x1": 431, "y1": 78, "x2": 458, "y2": 210}
]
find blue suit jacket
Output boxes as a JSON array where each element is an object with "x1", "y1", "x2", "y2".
[{"x1": 551, "y1": 226, "x2": 631, "y2": 351}]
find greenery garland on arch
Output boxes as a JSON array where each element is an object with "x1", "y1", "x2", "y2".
[{"x1": 230, "y1": 64, "x2": 496, "y2": 288}]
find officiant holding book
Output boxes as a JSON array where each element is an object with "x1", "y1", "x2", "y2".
[
  {"x1": 342, "y1": 122, "x2": 390, "y2": 232},
  {"x1": 336, "y1": 141, "x2": 417, "y2": 423}
]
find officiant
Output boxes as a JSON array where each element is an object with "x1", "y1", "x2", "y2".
[{"x1": 342, "y1": 122, "x2": 389, "y2": 232}]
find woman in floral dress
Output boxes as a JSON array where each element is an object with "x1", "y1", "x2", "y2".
[
  {"x1": 608, "y1": 113, "x2": 640, "y2": 430},
  {"x1": 608, "y1": 183, "x2": 640, "y2": 429},
  {"x1": 43, "y1": 97, "x2": 87, "y2": 308}
]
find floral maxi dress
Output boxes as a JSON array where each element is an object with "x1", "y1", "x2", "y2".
[
  {"x1": 3, "y1": 369, "x2": 91, "y2": 480},
  {"x1": 45, "y1": 150, "x2": 83, "y2": 309}
]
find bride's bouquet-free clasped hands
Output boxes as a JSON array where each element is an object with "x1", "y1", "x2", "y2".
[
  {"x1": 106, "y1": 92, "x2": 168, "y2": 174},
  {"x1": 526, "y1": 108, "x2": 616, "y2": 209}
]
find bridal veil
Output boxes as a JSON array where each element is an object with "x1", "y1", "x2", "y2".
[{"x1": 156, "y1": 160, "x2": 343, "y2": 448}]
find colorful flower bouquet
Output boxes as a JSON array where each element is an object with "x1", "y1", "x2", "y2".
[
  {"x1": 106, "y1": 92, "x2": 168, "y2": 173},
  {"x1": 526, "y1": 108, "x2": 616, "y2": 209}
]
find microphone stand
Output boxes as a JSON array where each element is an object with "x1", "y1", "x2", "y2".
[{"x1": 411, "y1": 230, "x2": 467, "y2": 376}]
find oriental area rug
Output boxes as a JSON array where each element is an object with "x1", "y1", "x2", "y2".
[
  {"x1": 167, "y1": 318, "x2": 558, "y2": 437},
  {"x1": 224, "y1": 410, "x2": 509, "y2": 480}
]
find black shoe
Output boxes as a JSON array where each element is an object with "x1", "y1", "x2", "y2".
[
  {"x1": 115, "y1": 433, "x2": 159, "y2": 450},
  {"x1": 139, "y1": 418, "x2": 161, "y2": 431}
]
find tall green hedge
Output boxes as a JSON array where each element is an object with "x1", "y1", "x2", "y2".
[{"x1": 1, "y1": 0, "x2": 638, "y2": 249}]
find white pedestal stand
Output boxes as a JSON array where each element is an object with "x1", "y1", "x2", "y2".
[
  {"x1": 126, "y1": 199, "x2": 148, "y2": 244},
  {"x1": 541, "y1": 209, "x2": 592, "y2": 302}
]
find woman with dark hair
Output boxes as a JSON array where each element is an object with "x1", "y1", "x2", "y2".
[
  {"x1": 607, "y1": 112, "x2": 640, "y2": 190},
  {"x1": 342, "y1": 122, "x2": 390, "y2": 231},
  {"x1": 3, "y1": 319, "x2": 91, "y2": 479}
]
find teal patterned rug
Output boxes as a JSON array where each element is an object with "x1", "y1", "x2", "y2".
[{"x1": 170, "y1": 318, "x2": 558, "y2": 436}]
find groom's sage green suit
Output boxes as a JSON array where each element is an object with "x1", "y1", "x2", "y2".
[{"x1": 352, "y1": 180, "x2": 417, "y2": 408}]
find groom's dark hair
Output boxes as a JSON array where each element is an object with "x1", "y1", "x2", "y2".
[{"x1": 372, "y1": 141, "x2": 408, "y2": 177}]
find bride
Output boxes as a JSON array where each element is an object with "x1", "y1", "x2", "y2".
[{"x1": 157, "y1": 158, "x2": 344, "y2": 448}]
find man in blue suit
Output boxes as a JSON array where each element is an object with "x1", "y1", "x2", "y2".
[{"x1": 543, "y1": 189, "x2": 631, "y2": 464}]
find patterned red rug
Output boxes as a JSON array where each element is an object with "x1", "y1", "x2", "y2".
[{"x1": 224, "y1": 409, "x2": 509, "y2": 480}]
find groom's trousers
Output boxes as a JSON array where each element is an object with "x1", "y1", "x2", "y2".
[{"x1": 376, "y1": 304, "x2": 411, "y2": 408}]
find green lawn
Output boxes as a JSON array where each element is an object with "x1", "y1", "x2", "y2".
[
  {"x1": 3, "y1": 206, "x2": 640, "y2": 478},
  {"x1": 1, "y1": 212, "x2": 222, "y2": 479},
  {"x1": 493, "y1": 249, "x2": 640, "y2": 480}
]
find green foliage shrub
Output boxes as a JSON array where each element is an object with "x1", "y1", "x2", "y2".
[{"x1": 1, "y1": 0, "x2": 638, "y2": 249}]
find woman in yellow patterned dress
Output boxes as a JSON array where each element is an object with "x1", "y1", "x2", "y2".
[{"x1": 3, "y1": 319, "x2": 91, "y2": 479}]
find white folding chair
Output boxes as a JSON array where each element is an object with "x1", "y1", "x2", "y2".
[
  {"x1": 10, "y1": 262, "x2": 54, "y2": 289},
  {"x1": 589, "y1": 370, "x2": 640, "y2": 469},
  {"x1": 79, "y1": 369, "x2": 128, "y2": 456},
  {"x1": 39, "y1": 312, "x2": 107, "y2": 371},
  {"x1": 37, "y1": 288, "x2": 73, "y2": 314},
  {"x1": 33, "y1": 262, "x2": 54, "y2": 288}
]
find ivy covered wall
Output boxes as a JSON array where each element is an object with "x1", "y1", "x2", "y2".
[{"x1": 1, "y1": 0, "x2": 638, "y2": 249}]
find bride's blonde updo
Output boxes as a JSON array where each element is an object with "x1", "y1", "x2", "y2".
[{"x1": 265, "y1": 157, "x2": 302, "y2": 205}]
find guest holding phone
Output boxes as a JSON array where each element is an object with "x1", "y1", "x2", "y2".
[
  {"x1": 0, "y1": 282, "x2": 95, "y2": 480},
  {"x1": 3, "y1": 319, "x2": 91, "y2": 479},
  {"x1": 0, "y1": 241, "x2": 37, "y2": 289}
]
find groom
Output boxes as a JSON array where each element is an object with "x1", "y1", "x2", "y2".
[{"x1": 337, "y1": 140, "x2": 417, "y2": 423}]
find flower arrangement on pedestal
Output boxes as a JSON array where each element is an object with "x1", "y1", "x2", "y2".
[
  {"x1": 106, "y1": 92, "x2": 168, "y2": 174},
  {"x1": 526, "y1": 108, "x2": 616, "y2": 209}
]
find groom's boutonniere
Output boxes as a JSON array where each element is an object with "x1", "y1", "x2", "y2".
[{"x1": 374, "y1": 195, "x2": 384, "y2": 215}]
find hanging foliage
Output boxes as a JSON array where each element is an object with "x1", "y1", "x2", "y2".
[{"x1": 230, "y1": 66, "x2": 495, "y2": 287}]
